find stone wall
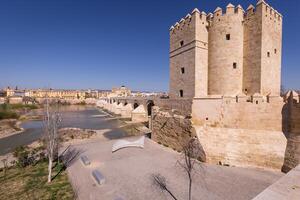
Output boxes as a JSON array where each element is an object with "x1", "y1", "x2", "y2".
[
  {"x1": 192, "y1": 95, "x2": 288, "y2": 170},
  {"x1": 155, "y1": 98, "x2": 192, "y2": 115},
  {"x1": 192, "y1": 92, "x2": 300, "y2": 171},
  {"x1": 151, "y1": 106, "x2": 194, "y2": 152},
  {"x1": 194, "y1": 125, "x2": 286, "y2": 169},
  {"x1": 282, "y1": 92, "x2": 300, "y2": 172},
  {"x1": 192, "y1": 95, "x2": 284, "y2": 131}
]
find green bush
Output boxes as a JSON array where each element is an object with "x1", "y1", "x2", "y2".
[
  {"x1": 0, "y1": 111, "x2": 19, "y2": 120},
  {"x1": 75, "y1": 101, "x2": 86, "y2": 105},
  {"x1": 0, "y1": 103, "x2": 38, "y2": 111},
  {"x1": 9, "y1": 103, "x2": 38, "y2": 110},
  {"x1": 13, "y1": 146, "x2": 35, "y2": 168}
]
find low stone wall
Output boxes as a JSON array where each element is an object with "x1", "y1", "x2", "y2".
[
  {"x1": 151, "y1": 106, "x2": 194, "y2": 152},
  {"x1": 155, "y1": 98, "x2": 192, "y2": 115},
  {"x1": 253, "y1": 165, "x2": 300, "y2": 200}
]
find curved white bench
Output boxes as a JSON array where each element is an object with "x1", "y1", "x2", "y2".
[{"x1": 112, "y1": 136, "x2": 145, "y2": 152}]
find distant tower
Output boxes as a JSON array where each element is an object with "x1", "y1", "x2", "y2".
[
  {"x1": 243, "y1": 0, "x2": 282, "y2": 96},
  {"x1": 169, "y1": 9, "x2": 209, "y2": 99}
]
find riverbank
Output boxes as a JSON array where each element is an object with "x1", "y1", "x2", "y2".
[
  {"x1": 0, "y1": 105, "x2": 146, "y2": 165},
  {"x1": 0, "y1": 104, "x2": 42, "y2": 139},
  {"x1": 0, "y1": 119, "x2": 23, "y2": 139}
]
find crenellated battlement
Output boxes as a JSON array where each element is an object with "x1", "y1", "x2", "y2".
[
  {"x1": 208, "y1": 3, "x2": 244, "y2": 27},
  {"x1": 170, "y1": 1, "x2": 282, "y2": 34},
  {"x1": 198, "y1": 93, "x2": 283, "y2": 105},
  {"x1": 244, "y1": 0, "x2": 282, "y2": 24},
  {"x1": 170, "y1": 8, "x2": 208, "y2": 34}
]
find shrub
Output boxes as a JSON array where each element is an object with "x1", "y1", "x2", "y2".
[
  {"x1": 0, "y1": 111, "x2": 19, "y2": 120},
  {"x1": 75, "y1": 101, "x2": 86, "y2": 105},
  {"x1": 0, "y1": 103, "x2": 38, "y2": 111},
  {"x1": 13, "y1": 146, "x2": 36, "y2": 168},
  {"x1": 9, "y1": 104, "x2": 38, "y2": 110}
]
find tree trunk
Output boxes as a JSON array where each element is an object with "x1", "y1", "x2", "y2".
[
  {"x1": 188, "y1": 174, "x2": 192, "y2": 200},
  {"x1": 48, "y1": 158, "x2": 52, "y2": 183}
]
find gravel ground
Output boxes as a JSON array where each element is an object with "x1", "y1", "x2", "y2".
[{"x1": 66, "y1": 137, "x2": 283, "y2": 200}]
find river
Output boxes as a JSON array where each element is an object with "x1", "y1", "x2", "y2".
[{"x1": 0, "y1": 105, "x2": 127, "y2": 155}]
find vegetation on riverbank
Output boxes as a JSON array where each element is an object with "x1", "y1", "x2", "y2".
[
  {"x1": 0, "y1": 161, "x2": 74, "y2": 199},
  {"x1": 0, "y1": 103, "x2": 39, "y2": 120}
]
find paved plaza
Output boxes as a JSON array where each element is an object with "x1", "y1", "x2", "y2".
[{"x1": 66, "y1": 137, "x2": 283, "y2": 200}]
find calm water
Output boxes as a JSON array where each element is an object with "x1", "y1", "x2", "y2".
[{"x1": 0, "y1": 106, "x2": 127, "y2": 155}]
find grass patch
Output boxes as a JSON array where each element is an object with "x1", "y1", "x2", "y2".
[{"x1": 0, "y1": 161, "x2": 74, "y2": 200}]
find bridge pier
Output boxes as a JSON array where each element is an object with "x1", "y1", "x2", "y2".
[{"x1": 131, "y1": 105, "x2": 148, "y2": 122}]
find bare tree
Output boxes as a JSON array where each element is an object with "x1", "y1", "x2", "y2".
[
  {"x1": 1, "y1": 158, "x2": 8, "y2": 178},
  {"x1": 43, "y1": 98, "x2": 61, "y2": 183},
  {"x1": 152, "y1": 137, "x2": 204, "y2": 200},
  {"x1": 178, "y1": 137, "x2": 203, "y2": 200}
]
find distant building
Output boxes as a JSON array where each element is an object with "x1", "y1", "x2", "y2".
[
  {"x1": 8, "y1": 96, "x2": 23, "y2": 104},
  {"x1": 109, "y1": 86, "x2": 131, "y2": 97},
  {"x1": 27, "y1": 89, "x2": 86, "y2": 100}
]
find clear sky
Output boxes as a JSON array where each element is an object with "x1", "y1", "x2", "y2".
[{"x1": 0, "y1": 0, "x2": 299, "y2": 92}]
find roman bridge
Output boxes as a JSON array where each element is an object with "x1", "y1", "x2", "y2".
[{"x1": 96, "y1": 96, "x2": 192, "y2": 123}]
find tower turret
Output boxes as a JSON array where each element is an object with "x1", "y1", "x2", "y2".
[{"x1": 208, "y1": 4, "x2": 244, "y2": 95}]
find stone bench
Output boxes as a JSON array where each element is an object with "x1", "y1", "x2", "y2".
[
  {"x1": 112, "y1": 136, "x2": 145, "y2": 152},
  {"x1": 92, "y1": 170, "x2": 105, "y2": 185},
  {"x1": 80, "y1": 155, "x2": 91, "y2": 166}
]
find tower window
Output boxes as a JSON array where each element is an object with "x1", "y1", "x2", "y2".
[
  {"x1": 267, "y1": 52, "x2": 270, "y2": 57},
  {"x1": 180, "y1": 40, "x2": 184, "y2": 47},
  {"x1": 233, "y1": 62, "x2": 237, "y2": 69},
  {"x1": 181, "y1": 67, "x2": 185, "y2": 74},
  {"x1": 274, "y1": 49, "x2": 277, "y2": 54},
  {"x1": 179, "y1": 90, "x2": 183, "y2": 97},
  {"x1": 226, "y1": 34, "x2": 231, "y2": 40}
]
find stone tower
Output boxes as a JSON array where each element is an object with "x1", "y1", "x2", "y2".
[
  {"x1": 243, "y1": 0, "x2": 282, "y2": 96},
  {"x1": 169, "y1": 0, "x2": 282, "y2": 98},
  {"x1": 208, "y1": 4, "x2": 244, "y2": 95},
  {"x1": 169, "y1": 9, "x2": 208, "y2": 99}
]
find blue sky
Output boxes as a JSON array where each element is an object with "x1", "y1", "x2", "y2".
[{"x1": 0, "y1": 0, "x2": 299, "y2": 92}]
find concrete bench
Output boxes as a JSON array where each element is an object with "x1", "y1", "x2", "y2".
[
  {"x1": 92, "y1": 170, "x2": 105, "y2": 185},
  {"x1": 112, "y1": 136, "x2": 145, "y2": 152},
  {"x1": 80, "y1": 155, "x2": 91, "y2": 166}
]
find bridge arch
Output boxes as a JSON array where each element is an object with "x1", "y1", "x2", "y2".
[
  {"x1": 147, "y1": 100, "x2": 155, "y2": 116},
  {"x1": 133, "y1": 102, "x2": 139, "y2": 109}
]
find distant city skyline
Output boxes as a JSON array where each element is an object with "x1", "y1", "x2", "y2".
[{"x1": 1, "y1": 0, "x2": 299, "y2": 92}]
